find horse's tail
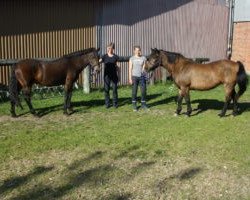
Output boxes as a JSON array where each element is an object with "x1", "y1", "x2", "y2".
[
  {"x1": 9, "y1": 64, "x2": 23, "y2": 109},
  {"x1": 236, "y1": 61, "x2": 248, "y2": 98}
]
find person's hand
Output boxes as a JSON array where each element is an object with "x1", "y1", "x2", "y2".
[{"x1": 129, "y1": 78, "x2": 133, "y2": 85}]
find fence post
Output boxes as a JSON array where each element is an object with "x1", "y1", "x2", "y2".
[
  {"x1": 161, "y1": 67, "x2": 167, "y2": 83},
  {"x1": 83, "y1": 65, "x2": 90, "y2": 94},
  {"x1": 150, "y1": 74, "x2": 155, "y2": 85}
]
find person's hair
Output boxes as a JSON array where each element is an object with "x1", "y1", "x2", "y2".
[
  {"x1": 134, "y1": 46, "x2": 141, "y2": 50},
  {"x1": 107, "y1": 42, "x2": 115, "y2": 49}
]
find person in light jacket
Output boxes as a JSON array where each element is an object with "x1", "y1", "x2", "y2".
[{"x1": 129, "y1": 46, "x2": 149, "y2": 111}]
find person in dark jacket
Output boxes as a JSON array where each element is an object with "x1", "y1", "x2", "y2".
[{"x1": 99, "y1": 43, "x2": 120, "y2": 108}]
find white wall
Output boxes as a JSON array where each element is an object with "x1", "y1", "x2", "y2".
[{"x1": 234, "y1": 0, "x2": 250, "y2": 22}]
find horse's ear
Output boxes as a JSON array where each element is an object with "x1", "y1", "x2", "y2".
[{"x1": 151, "y1": 48, "x2": 158, "y2": 53}]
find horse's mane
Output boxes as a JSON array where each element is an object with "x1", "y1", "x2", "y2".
[
  {"x1": 63, "y1": 48, "x2": 96, "y2": 59},
  {"x1": 160, "y1": 50, "x2": 193, "y2": 64}
]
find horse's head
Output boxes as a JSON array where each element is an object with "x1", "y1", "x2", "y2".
[
  {"x1": 87, "y1": 48, "x2": 101, "y2": 74},
  {"x1": 145, "y1": 48, "x2": 162, "y2": 72}
]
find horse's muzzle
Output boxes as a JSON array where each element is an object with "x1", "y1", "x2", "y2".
[{"x1": 93, "y1": 65, "x2": 101, "y2": 75}]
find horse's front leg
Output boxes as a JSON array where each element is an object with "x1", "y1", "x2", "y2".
[
  {"x1": 63, "y1": 91, "x2": 69, "y2": 115},
  {"x1": 175, "y1": 89, "x2": 184, "y2": 115},
  {"x1": 63, "y1": 90, "x2": 73, "y2": 115},
  {"x1": 10, "y1": 101, "x2": 17, "y2": 118},
  {"x1": 64, "y1": 79, "x2": 74, "y2": 115},
  {"x1": 67, "y1": 90, "x2": 73, "y2": 113}
]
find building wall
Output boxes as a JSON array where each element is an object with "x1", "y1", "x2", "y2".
[
  {"x1": 93, "y1": 0, "x2": 229, "y2": 87},
  {"x1": 231, "y1": 22, "x2": 250, "y2": 73},
  {"x1": 234, "y1": 0, "x2": 250, "y2": 22},
  {"x1": 1, "y1": 0, "x2": 230, "y2": 87},
  {"x1": 0, "y1": 0, "x2": 96, "y2": 85}
]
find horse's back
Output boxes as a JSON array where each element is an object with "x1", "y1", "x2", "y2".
[
  {"x1": 182, "y1": 59, "x2": 239, "y2": 90},
  {"x1": 15, "y1": 58, "x2": 69, "y2": 86}
]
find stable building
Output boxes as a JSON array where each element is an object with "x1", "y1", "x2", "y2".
[
  {"x1": 232, "y1": 0, "x2": 250, "y2": 73},
  {"x1": 1, "y1": 0, "x2": 232, "y2": 87}
]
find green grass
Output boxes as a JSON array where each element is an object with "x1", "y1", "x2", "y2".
[{"x1": 0, "y1": 82, "x2": 250, "y2": 200}]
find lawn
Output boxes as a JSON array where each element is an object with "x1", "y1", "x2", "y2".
[{"x1": 0, "y1": 82, "x2": 250, "y2": 200}]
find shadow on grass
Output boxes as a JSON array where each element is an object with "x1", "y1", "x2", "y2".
[
  {"x1": 0, "y1": 166, "x2": 54, "y2": 195},
  {"x1": 10, "y1": 164, "x2": 122, "y2": 200},
  {"x1": 129, "y1": 161, "x2": 155, "y2": 176},
  {"x1": 103, "y1": 192, "x2": 132, "y2": 200},
  {"x1": 114, "y1": 145, "x2": 141, "y2": 159},
  {"x1": 68, "y1": 151, "x2": 104, "y2": 170},
  {"x1": 33, "y1": 93, "x2": 162, "y2": 117},
  {"x1": 10, "y1": 149, "x2": 156, "y2": 200},
  {"x1": 147, "y1": 96, "x2": 176, "y2": 108},
  {"x1": 191, "y1": 99, "x2": 250, "y2": 116},
  {"x1": 156, "y1": 167, "x2": 202, "y2": 195},
  {"x1": 169, "y1": 167, "x2": 202, "y2": 180}
]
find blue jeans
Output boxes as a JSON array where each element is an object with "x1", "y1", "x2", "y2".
[{"x1": 132, "y1": 76, "x2": 146, "y2": 103}]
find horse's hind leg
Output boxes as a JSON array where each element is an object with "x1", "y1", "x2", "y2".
[
  {"x1": 232, "y1": 88, "x2": 239, "y2": 116},
  {"x1": 219, "y1": 84, "x2": 234, "y2": 117},
  {"x1": 184, "y1": 92, "x2": 192, "y2": 117},
  {"x1": 23, "y1": 86, "x2": 36, "y2": 115}
]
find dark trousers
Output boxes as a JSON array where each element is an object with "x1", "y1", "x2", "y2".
[
  {"x1": 132, "y1": 76, "x2": 146, "y2": 103},
  {"x1": 104, "y1": 75, "x2": 118, "y2": 106}
]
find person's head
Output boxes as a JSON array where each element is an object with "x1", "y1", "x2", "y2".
[
  {"x1": 107, "y1": 42, "x2": 115, "y2": 54},
  {"x1": 133, "y1": 46, "x2": 142, "y2": 56}
]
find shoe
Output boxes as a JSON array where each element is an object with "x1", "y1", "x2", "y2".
[
  {"x1": 113, "y1": 103, "x2": 118, "y2": 108},
  {"x1": 132, "y1": 102, "x2": 137, "y2": 112},
  {"x1": 105, "y1": 104, "x2": 111, "y2": 109},
  {"x1": 141, "y1": 102, "x2": 149, "y2": 110}
]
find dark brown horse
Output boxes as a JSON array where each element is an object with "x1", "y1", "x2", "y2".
[
  {"x1": 145, "y1": 48, "x2": 248, "y2": 117},
  {"x1": 9, "y1": 47, "x2": 100, "y2": 117}
]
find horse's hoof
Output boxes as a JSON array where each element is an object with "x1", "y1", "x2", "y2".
[
  {"x1": 232, "y1": 112, "x2": 238, "y2": 117},
  {"x1": 174, "y1": 113, "x2": 179, "y2": 117},
  {"x1": 31, "y1": 110, "x2": 37, "y2": 116},
  {"x1": 63, "y1": 111, "x2": 70, "y2": 116},
  {"x1": 218, "y1": 113, "x2": 225, "y2": 118},
  {"x1": 186, "y1": 111, "x2": 192, "y2": 117},
  {"x1": 67, "y1": 108, "x2": 74, "y2": 114},
  {"x1": 11, "y1": 114, "x2": 17, "y2": 118}
]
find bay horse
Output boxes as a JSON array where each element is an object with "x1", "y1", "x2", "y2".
[
  {"x1": 9, "y1": 47, "x2": 100, "y2": 117},
  {"x1": 145, "y1": 48, "x2": 248, "y2": 117}
]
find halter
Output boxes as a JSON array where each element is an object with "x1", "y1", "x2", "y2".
[{"x1": 148, "y1": 54, "x2": 162, "y2": 70}]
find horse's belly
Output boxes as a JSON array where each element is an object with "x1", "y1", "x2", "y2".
[
  {"x1": 39, "y1": 74, "x2": 66, "y2": 86},
  {"x1": 190, "y1": 79, "x2": 220, "y2": 90},
  {"x1": 46, "y1": 76, "x2": 66, "y2": 86}
]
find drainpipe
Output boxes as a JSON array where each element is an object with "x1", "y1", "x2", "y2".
[{"x1": 227, "y1": 0, "x2": 235, "y2": 59}]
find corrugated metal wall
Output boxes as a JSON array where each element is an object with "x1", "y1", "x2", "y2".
[
  {"x1": 0, "y1": 0, "x2": 95, "y2": 86},
  {"x1": 93, "y1": 0, "x2": 229, "y2": 87}
]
